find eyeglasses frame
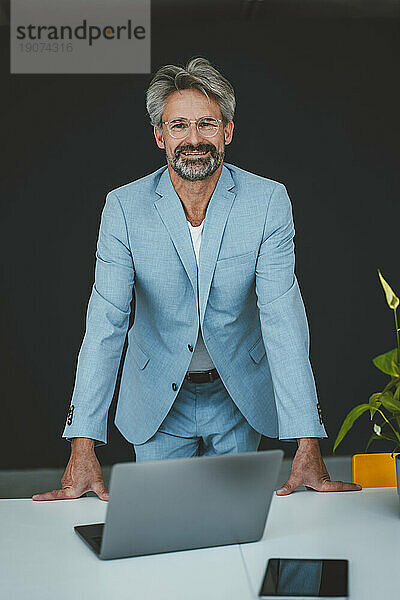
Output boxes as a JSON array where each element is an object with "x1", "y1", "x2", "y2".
[{"x1": 161, "y1": 117, "x2": 223, "y2": 139}]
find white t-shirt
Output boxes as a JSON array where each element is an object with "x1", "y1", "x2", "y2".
[{"x1": 187, "y1": 220, "x2": 215, "y2": 372}]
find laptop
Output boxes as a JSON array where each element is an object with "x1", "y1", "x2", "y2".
[{"x1": 74, "y1": 449, "x2": 284, "y2": 560}]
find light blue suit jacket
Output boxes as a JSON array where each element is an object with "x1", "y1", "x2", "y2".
[{"x1": 62, "y1": 163, "x2": 327, "y2": 446}]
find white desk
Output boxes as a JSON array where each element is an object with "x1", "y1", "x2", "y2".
[
  {"x1": 1, "y1": 488, "x2": 399, "y2": 599},
  {"x1": 241, "y1": 487, "x2": 400, "y2": 599}
]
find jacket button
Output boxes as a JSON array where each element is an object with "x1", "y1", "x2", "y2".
[
  {"x1": 188, "y1": 344, "x2": 193, "y2": 352},
  {"x1": 172, "y1": 383, "x2": 178, "y2": 391}
]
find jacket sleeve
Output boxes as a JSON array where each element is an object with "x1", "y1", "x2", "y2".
[
  {"x1": 62, "y1": 191, "x2": 134, "y2": 446},
  {"x1": 255, "y1": 182, "x2": 328, "y2": 441}
]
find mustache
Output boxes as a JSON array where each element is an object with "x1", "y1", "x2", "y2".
[{"x1": 175, "y1": 143, "x2": 217, "y2": 158}]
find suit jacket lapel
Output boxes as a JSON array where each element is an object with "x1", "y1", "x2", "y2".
[
  {"x1": 154, "y1": 164, "x2": 237, "y2": 325},
  {"x1": 198, "y1": 165, "x2": 236, "y2": 324},
  {"x1": 154, "y1": 167, "x2": 198, "y2": 301}
]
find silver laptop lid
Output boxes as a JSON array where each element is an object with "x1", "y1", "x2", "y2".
[{"x1": 99, "y1": 449, "x2": 283, "y2": 559}]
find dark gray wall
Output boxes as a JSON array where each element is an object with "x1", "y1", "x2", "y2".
[{"x1": 1, "y1": 6, "x2": 399, "y2": 468}]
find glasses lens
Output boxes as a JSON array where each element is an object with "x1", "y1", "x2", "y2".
[
  {"x1": 197, "y1": 117, "x2": 220, "y2": 137},
  {"x1": 168, "y1": 119, "x2": 190, "y2": 139}
]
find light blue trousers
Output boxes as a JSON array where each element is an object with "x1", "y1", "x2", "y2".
[{"x1": 133, "y1": 376, "x2": 262, "y2": 461}]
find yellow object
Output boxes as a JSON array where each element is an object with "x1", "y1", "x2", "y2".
[{"x1": 352, "y1": 452, "x2": 399, "y2": 488}]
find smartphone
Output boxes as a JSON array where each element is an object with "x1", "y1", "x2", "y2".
[{"x1": 258, "y1": 558, "x2": 348, "y2": 598}]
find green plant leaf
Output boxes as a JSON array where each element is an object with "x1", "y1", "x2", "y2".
[
  {"x1": 395, "y1": 414, "x2": 400, "y2": 431},
  {"x1": 333, "y1": 404, "x2": 370, "y2": 453},
  {"x1": 378, "y1": 269, "x2": 400, "y2": 309},
  {"x1": 383, "y1": 378, "x2": 399, "y2": 393},
  {"x1": 372, "y1": 348, "x2": 400, "y2": 377},
  {"x1": 369, "y1": 392, "x2": 382, "y2": 405},
  {"x1": 365, "y1": 433, "x2": 381, "y2": 451},
  {"x1": 379, "y1": 390, "x2": 400, "y2": 414},
  {"x1": 376, "y1": 421, "x2": 399, "y2": 443},
  {"x1": 384, "y1": 413, "x2": 400, "y2": 436},
  {"x1": 394, "y1": 385, "x2": 400, "y2": 403},
  {"x1": 369, "y1": 406, "x2": 381, "y2": 419},
  {"x1": 368, "y1": 393, "x2": 382, "y2": 418}
]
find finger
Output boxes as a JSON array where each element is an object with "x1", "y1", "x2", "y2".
[
  {"x1": 312, "y1": 480, "x2": 362, "y2": 492},
  {"x1": 323, "y1": 480, "x2": 362, "y2": 492},
  {"x1": 32, "y1": 487, "x2": 84, "y2": 501},
  {"x1": 275, "y1": 477, "x2": 302, "y2": 496},
  {"x1": 91, "y1": 482, "x2": 109, "y2": 502}
]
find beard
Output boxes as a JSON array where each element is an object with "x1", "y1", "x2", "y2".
[{"x1": 166, "y1": 142, "x2": 225, "y2": 181}]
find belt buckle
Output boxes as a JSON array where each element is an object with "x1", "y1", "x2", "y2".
[{"x1": 207, "y1": 370, "x2": 214, "y2": 382}]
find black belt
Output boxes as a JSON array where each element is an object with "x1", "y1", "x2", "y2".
[{"x1": 185, "y1": 368, "x2": 220, "y2": 383}]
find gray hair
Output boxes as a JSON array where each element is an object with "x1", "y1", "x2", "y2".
[{"x1": 145, "y1": 57, "x2": 236, "y2": 129}]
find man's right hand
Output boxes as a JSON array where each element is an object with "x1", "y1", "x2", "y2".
[{"x1": 32, "y1": 438, "x2": 109, "y2": 502}]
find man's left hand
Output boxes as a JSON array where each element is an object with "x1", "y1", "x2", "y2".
[{"x1": 275, "y1": 437, "x2": 362, "y2": 495}]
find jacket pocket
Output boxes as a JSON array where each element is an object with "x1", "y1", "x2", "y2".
[
  {"x1": 248, "y1": 336, "x2": 266, "y2": 363},
  {"x1": 215, "y1": 249, "x2": 256, "y2": 268},
  {"x1": 131, "y1": 339, "x2": 150, "y2": 370}
]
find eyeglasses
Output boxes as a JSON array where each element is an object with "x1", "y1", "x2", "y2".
[{"x1": 162, "y1": 117, "x2": 223, "y2": 139}]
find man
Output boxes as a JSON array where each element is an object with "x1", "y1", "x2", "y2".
[{"x1": 33, "y1": 57, "x2": 361, "y2": 502}]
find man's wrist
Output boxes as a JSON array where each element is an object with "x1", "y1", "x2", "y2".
[
  {"x1": 71, "y1": 437, "x2": 95, "y2": 454},
  {"x1": 296, "y1": 437, "x2": 320, "y2": 448}
]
